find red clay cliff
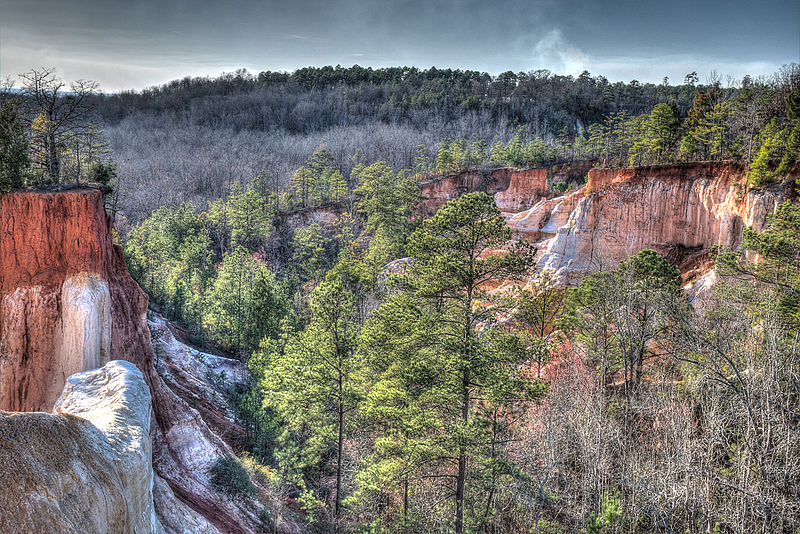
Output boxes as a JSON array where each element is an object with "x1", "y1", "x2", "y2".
[
  {"x1": 0, "y1": 188, "x2": 286, "y2": 533},
  {"x1": 0, "y1": 189, "x2": 151, "y2": 412}
]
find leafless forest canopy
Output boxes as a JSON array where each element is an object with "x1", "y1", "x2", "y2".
[{"x1": 92, "y1": 66, "x2": 711, "y2": 223}]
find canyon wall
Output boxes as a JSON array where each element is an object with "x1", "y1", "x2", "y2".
[
  {"x1": 0, "y1": 190, "x2": 151, "y2": 412},
  {"x1": 0, "y1": 189, "x2": 290, "y2": 533},
  {"x1": 419, "y1": 161, "x2": 794, "y2": 284},
  {"x1": 0, "y1": 360, "x2": 156, "y2": 534},
  {"x1": 493, "y1": 168, "x2": 547, "y2": 212},
  {"x1": 418, "y1": 161, "x2": 594, "y2": 216},
  {"x1": 512, "y1": 161, "x2": 795, "y2": 282},
  {"x1": 418, "y1": 167, "x2": 513, "y2": 216}
]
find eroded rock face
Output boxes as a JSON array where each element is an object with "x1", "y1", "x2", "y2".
[
  {"x1": 149, "y1": 314, "x2": 304, "y2": 534},
  {"x1": 520, "y1": 162, "x2": 794, "y2": 282},
  {"x1": 418, "y1": 163, "x2": 789, "y2": 284},
  {"x1": 0, "y1": 285, "x2": 61, "y2": 411},
  {"x1": 60, "y1": 273, "x2": 112, "y2": 375},
  {"x1": 418, "y1": 168, "x2": 512, "y2": 216},
  {"x1": 493, "y1": 168, "x2": 547, "y2": 212},
  {"x1": 0, "y1": 190, "x2": 151, "y2": 412},
  {"x1": 150, "y1": 315, "x2": 248, "y2": 449},
  {"x1": 153, "y1": 474, "x2": 222, "y2": 534},
  {"x1": 0, "y1": 360, "x2": 156, "y2": 534},
  {"x1": 0, "y1": 274, "x2": 114, "y2": 412},
  {"x1": 418, "y1": 162, "x2": 594, "y2": 217},
  {"x1": 0, "y1": 189, "x2": 276, "y2": 533}
]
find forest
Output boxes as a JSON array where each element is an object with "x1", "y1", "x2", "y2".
[
  {"x1": 0, "y1": 63, "x2": 799, "y2": 533},
  {"x1": 3, "y1": 64, "x2": 798, "y2": 218}
]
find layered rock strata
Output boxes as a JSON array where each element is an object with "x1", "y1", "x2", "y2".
[
  {"x1": 0, "y1": 189, "x2": 278, "y2": 533},
  {"x1": 0, "y1": 360, "x2": 156, "y2": 534},
  {"x1": 0, "y1": 190, "x2": 150, "y2": 412},
  {"x1": 529, "y1": 162, "x2": 792, "y2": 282}
]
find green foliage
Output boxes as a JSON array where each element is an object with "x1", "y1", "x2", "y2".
[
  {"x1": 124, "y1": 203, "x2": 214, "y2": 324},
  {"x1": 260, "y1": 251, "x2": 369, "y2": 522},
  {"x1": 515, "y1": 269, "x2": 567, "y2": 376},
  {"x1": 203, "y1": 247, "x2": 289, "y2": 355},
  {"x1": 587, "y1": 492, "x2": 623, "y2": 533},
  {"x1": 353, "y1": 160, "x2": 420, "y2": 259},
  {"x1": 0, "y1": 99, "x2": 30, "y2": 193},
  {"x1": 434, "y1": 137, "x2": 493, "y2": 172},
  {"x1": 719, "y1": 200, "x2": 800, "y2": 326},
  {"x1": 747, "y1": 117, "x2": 800, "y2": 186},
  {"x1": 357, "y1": 192, "x2": 541, "y2": 532},
  {"x1": 645, "y1": 102, "x2": 683, "y2": 162},
  {"x1": 290, "y1": 147, "x2": 347, "y2": 208},
  {"x1": 124, "y1": 182, "x2": 290, "y2": 357},
  {"x1": 491, "y1": 127, "x2": 552, "y2": 167},
  {"x1": 241, "y1": 337, "x2": 285, "y2": 460},
  {"x1": 210, "y1": 456, "x2": 258, "y2": 500},
  {"x1": 287, "y1": 223, "x2": 335, "y2": 292},
  {"x1": 208, "y1": 180, "x2": 272, "y2": 254},
  {"x1": 560, "y1": 249, "x2": 681, "y2": 391},
  {"x1": 88, "y1": 160, "x2": 117, "y2": 185}
]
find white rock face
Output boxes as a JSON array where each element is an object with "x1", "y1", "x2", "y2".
[
  {"x1": 513, "y1": 174, "x2": 783, "y2": 284},
  {"x1": 153, "y1": 475, "x2": 222, "y2": 534},
  {"x1": 0, "y1": 273, "x2": 114, "y2": 413},
  {"x1": 59, "y1": 273, "x2": 112, "y2": 388},
  {"x1": 0, "y1": 360, "x2": 158, "y2": 534}
]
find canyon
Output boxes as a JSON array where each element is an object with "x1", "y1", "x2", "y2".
[{"x1": 0, "y1": 161, "x2": 795, "y2": 533}]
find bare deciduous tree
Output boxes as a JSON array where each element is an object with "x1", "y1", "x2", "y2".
[{"x1": 20, "y1": 67, "x2": 99, "y2": 183}]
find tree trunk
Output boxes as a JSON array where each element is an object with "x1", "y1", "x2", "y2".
[
  {"x1": 47, "y1": 133, "x2": 59, "y2": 182},
  {"x1": 455, "y1": 365, "x2": 470, "y2": 534},
  {"x1": 403, "y1": 476, "x2": 409, "y2": 520},
  {"x1": 455, "y1": 449, "x2": 466, "y2": 534},
  {"x1": 335, "y1": 372, "x2": 344, "y2": 530}
]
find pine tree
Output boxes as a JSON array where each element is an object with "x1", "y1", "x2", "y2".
[
  {"x1": 646, "y1": 102, "x2": 683, "y2": 163},
  {"x1": 203, "y1": 246, "x2": 260, "y2": 356},
  {"x1": 359, "y1": 192, "x2": 540, "y2": 533},
  {"x1": 353, "y1": 160, "x2": 420, "y2": 258},
  {"x1": 0, "y1": 99, "x2": 29, "y2": 192},
  {"x1": 515, "y1": 269, "x2": 567, "y2": 377},
  {"x1": 260, "y1": 252, "x2": 367, "y2": 527},
  {"x1": 560, "y1": 249, "x2": 682, "y2": 398}
]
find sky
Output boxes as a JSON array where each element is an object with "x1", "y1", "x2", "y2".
[{"x1": 1, "y1": 0, "x2": 798, "y2": 92}]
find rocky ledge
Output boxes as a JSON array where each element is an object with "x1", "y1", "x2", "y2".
[{"x1": 0, "y1": 360, "x2": 157, "y2": 534}]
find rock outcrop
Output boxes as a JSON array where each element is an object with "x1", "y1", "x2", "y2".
[
  {"x1": 0, "y1": 189, "x2": 286, "y2": 533},
  {"x1": 418, "y1": 168, "x2": 513, "y2": 216},
  {"x1": 493, "y1": 168, "x2": 547, "y2": 212},
  {"x1": 0, "y1": 360, "x2": 157, "y2": 534},
  {"x1": 150, "y1": 314, "x2": 249, "y2": 449},
  {"x1": 0, "y1": 190, "x2": 151, "y2": 412},
  {"x1": 419, "y1": 161, "x2": 795, "y2": 284},
  {"x1": 529, "y1": 162, "x2": 793, "y2": 282},
  {"x1": 418, "y1": 162, "x2": 594, "y2": 216}
]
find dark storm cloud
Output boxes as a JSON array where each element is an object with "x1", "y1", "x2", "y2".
[{"x1": 2, "y1": 0, "x2": 798, "y2": 91}]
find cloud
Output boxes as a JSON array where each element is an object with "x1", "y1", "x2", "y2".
[
  {"x1": 530, "y1": 29, "x2": 588, "y2": 75},
  {"x1": 522, "y1": 29, "x2": 786, "y2": 83},
  {"x1": 585, "y1": 55, "x2": 785, "y2": 84}
]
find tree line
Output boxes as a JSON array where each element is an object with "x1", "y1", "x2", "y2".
[
  {"x1": 4, "y1": 64, "x2": 797, "y2": 216},
  {"x1": 97, "y1": 64, "x2": 798, "y2": 222}
]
